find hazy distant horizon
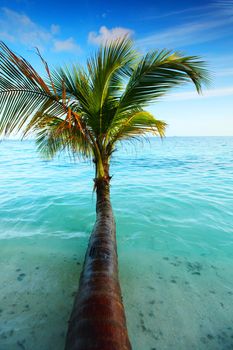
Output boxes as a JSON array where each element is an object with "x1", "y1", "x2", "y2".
[{"x1": 2, "y1": 135, "x2": 233, "y2": 142}]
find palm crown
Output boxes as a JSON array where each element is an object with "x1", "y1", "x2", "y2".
[{"x1": 0, "y1": 38, "x2": 209, "y2": 180}]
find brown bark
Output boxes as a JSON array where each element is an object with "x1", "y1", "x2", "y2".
[{"x1": 65, "y1": 177, "x2": 132, "y2": 350}]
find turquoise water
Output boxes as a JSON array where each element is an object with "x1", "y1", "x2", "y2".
[{"x1": 0, "y1": 137, "x2": 233, "y2": 350}]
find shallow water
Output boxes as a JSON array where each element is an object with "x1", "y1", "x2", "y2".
[{"x1": 0, "y1": 137, "x2": 233, "y2": 350}]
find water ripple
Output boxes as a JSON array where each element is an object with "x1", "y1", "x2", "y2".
[{"x1": 0, "y1": 137, "x2": 233, "y2": 256}]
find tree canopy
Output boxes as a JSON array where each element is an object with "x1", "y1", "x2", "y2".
[{"x1": 0, "y1": 38, "x2": 209, "y2": 174}]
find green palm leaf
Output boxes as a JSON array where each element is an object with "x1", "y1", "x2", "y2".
[
  {"x1": 117, "y1": 50, "x2": 210, "y2": 114},
  {"x1": 0, "y1": 38, "x2": 209, "y2": 177},
  {"x1": 35, "y1": 114, "x2": 93, "y2": 159},
  {"x1": 107, "y1": 111, "x2": 167, "y2": 147},
  {"x1": 0, "y1": 42, "x2": 62, "y2": 134}
]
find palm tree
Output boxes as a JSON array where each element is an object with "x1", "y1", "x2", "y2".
[{"x1": 0, "y1": 38, "x2": 208, "y2": 350}]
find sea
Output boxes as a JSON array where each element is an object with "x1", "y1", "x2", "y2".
[{"x1": 0, "y1": 137, "x2": 233, "y2": 350}]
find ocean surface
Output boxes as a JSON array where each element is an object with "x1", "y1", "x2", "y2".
[{"x1": 0, "y1": 137, "x2": 233, "y2": 350}]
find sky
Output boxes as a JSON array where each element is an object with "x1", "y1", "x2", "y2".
[{"x1": 0, "y1": 0, "x2": 233, "y2": 136}]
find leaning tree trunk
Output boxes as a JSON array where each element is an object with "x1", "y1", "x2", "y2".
[{"x1": 65, "y1": 177, "x2": 132, "y2": 350}]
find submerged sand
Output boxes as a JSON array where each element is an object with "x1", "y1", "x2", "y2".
[{"x1": 1, "y1": 237, "x2": 233, "y2": 350}]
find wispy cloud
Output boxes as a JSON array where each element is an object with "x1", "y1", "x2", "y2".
[
  {"x1": 215, "y1": 68, "x2": 233, "y2": 76},
  {"x1": 53, "y1": 38, "x2": 81, "y2": 53},
  {"x1": 167, "y1": 86, "x2": 233, "y2": 101},
  {"x1": 88, "y1": 26, "x2": 133, "y2": 45},
  {"x1": 204, "y1": 52, "x2": 233, "y2": 77},
  {"x1": 214, "y1": 0, "x2": 233, "y2": 13},
  {"x1": 142, "y1": 4, "x2": 213, "y2": 21},
  {"x1": 137, "y1": 1, "x2": 233, "y2": 49},
  {"x1": 0, "y1": 8, "x2": 54, "y2": 49},
  {"x1": 51, "y1": 24, "x2": 60, "y2": 35},
  {"x1": 137, "y1": 18, "x2": 233, "y2": 49},
  {"x1": 0, "y1": 7, "x2": 80, "y2": 53}
]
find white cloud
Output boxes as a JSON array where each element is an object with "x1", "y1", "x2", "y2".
[
  {"x1": 88, "y1": 26, "x2": 133, "y2": 45},
  {"x1": 0, "y1": 8, "x2": 53, "y2": 49},
  {"x1": 53, "y1": 37, "x2": 80, "y2": 52},
  {"x1": 0, "y1": 8, "x2": 80, "y2": 53},
  {"x1": 167, "y1": 86, "x2": 233, "y2": 101}
]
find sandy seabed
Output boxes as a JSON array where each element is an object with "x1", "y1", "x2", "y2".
[{"x1": 1, "y1": 237, "x2": 233, "y2": 350}]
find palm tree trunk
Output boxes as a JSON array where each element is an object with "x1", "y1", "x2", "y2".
[{"x1": 65, "y1": 177, "x2": 132, "y2": 350}]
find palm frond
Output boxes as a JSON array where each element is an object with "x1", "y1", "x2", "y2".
[
  {"x1": 0, "y1": 39, "x2": 209, "y2": 165},
  {"x1": 49, "y1": 65, "x2": 93, "y2": 113},
  {"x1": 0, "y1": 41, "x2": 65, "y2": 135},
  {"x1": 117, "y1": 50, "x2": 210, "y2": 114},
  {"x1": 87, "y1": 36, "x2": 136, "y2": 101},
  {"x1": 49, "y1": 38, "x2": 137, "y2": 138},
  {"x1": 85, "y1": 37, "x2": 137, "y2": 135},
  {"x1": 35, "y1": 114, "x2": 93, "y2": 159},
  {"x1": 106, "y1": 111, "x2": 167, "y2": 151}
]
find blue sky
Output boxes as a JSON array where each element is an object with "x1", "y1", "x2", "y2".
[{"x1": 0, "y1": 0, "x2": 233, "y2": 136}]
